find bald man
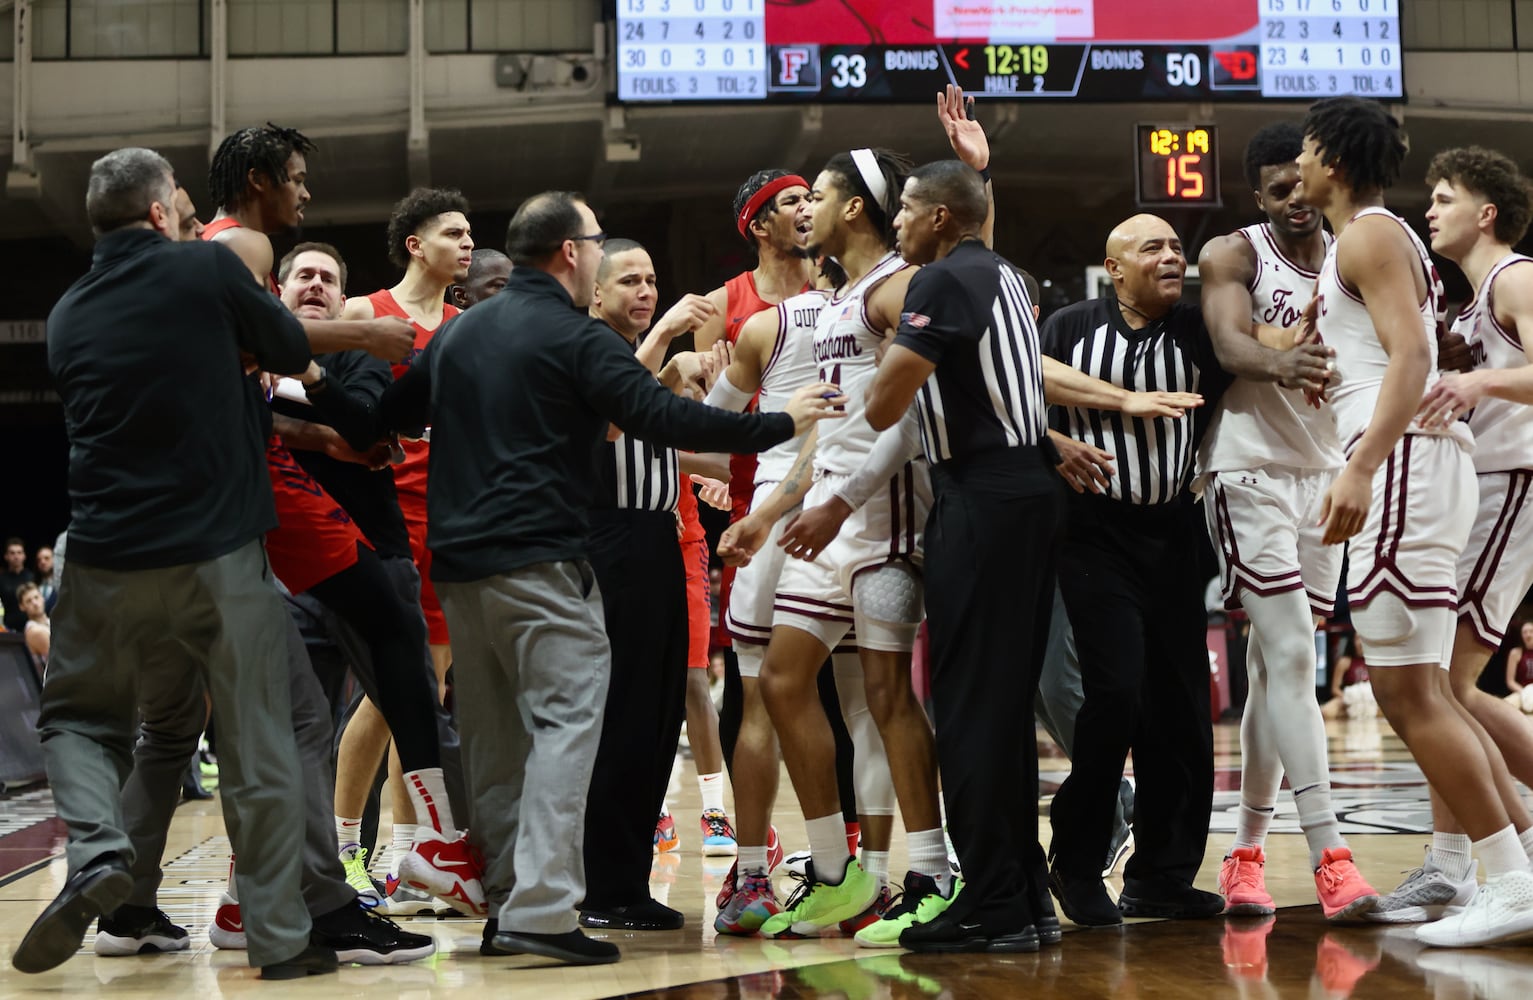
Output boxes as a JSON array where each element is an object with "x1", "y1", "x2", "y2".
[
  {"x1": 1040, "y1": 214, "x2": 1231, "y2": 927},
  {"x1": 453, "y1": 249, "x2": 512, "y2": 309}
]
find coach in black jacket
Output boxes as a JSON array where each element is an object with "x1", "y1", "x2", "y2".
[{"x1": 381, "y1": 190, "x2": 844, "y2": 966}]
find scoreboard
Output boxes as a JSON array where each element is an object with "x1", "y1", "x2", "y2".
[{"x1": 613, "y1": 0, "x2": 1403, "y2": 103}]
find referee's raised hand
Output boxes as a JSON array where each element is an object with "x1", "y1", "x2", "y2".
[{"x1": 1121, "y1": 390, "x2": 1204, "y2": 419}]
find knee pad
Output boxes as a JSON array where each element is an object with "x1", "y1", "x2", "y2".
[
  {"x1": 853, "y1": 561, "x2": 924, "y2": 626},
  {"x1": 736, "y1": 643, "x2": 764, "y2": 679}
]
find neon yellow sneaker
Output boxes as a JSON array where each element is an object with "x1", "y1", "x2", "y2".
[
  {"x1": 340, "y1": 845, "x2": 382, "y2": 907},
  {"x1": 855, "y1": 871, "x2": 962, "y2": 948},
  {"x1": 760, "y1": 858, "x2": 877, "y2": 938}
]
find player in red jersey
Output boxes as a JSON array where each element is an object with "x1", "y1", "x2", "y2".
[{"x1": 203, "y1": 129, "x2": 486, "y2": 919}]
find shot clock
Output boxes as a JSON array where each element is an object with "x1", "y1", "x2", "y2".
[
  {"x1": 1135, "y1": 124, "x2": 1220, "y2": 209},
  {"x1": 612, "y1": 0, "x2": 1402, "y2": 103}
]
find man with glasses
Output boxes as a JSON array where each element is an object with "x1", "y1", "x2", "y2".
[{"x1": 380, "y1": 191, "x2": 847, "y2": 965}]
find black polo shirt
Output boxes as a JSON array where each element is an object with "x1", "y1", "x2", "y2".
[{"x1": 48, "y1": 228, "x2": 312, "y2": 570}]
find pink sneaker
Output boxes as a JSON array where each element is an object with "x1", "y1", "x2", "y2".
[
  {"x1": 1315, "y1": 846, "x2": 1379, "y2": 922},
  {"x1": 398, "y1": 831, "x2": 488, "y2": 916},
  {"x1": 1219, "y1": 846, "x2": 1276, "y2": 916}
]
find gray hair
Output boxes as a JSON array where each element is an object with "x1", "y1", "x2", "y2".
[{"x1": 85, "y1": 147, "x2": 176, "y2": 235}]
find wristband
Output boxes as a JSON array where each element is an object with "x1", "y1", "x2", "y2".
[{"x1": 704, "y1": 368, "x2": 756, "y2": 412}]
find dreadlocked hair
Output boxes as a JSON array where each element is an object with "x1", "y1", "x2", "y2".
[
  {"x1": 385, "y1": 187, "x2": 471, "y2": 270},
  {"x1": 1426, "y1": 146, "x2": 1533, "y2": 247},
  {"x1": 821, "y1": 149, "x2": 913, "y2": 249},
  {"x1": 209, "y1": 123, "x2": 316, "y2": 211},
  {"x1": 1301, "y1": 97, "x2": 1408, "y2": 195},
  {"x1": 1243, "y1": 122, "x2": 1304, "y2": 190}
]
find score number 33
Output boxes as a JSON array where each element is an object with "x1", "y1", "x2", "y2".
[{"x1": 830, "y1": 53, "x2": 867, "y2": 88}]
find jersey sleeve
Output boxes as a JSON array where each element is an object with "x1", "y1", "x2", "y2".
[{"x1": 892, "y1": 265, "x2": 966, "y2": 365}]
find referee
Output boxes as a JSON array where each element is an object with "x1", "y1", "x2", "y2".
[
  {"x1": 1042, "y1": 214, "x2": 1229, "y2": 926},
  {"x1": 865, "y1": 160, "x2": 1060, "y2": 953}
]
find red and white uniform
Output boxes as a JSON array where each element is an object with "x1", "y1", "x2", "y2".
[
  {"x1": 1317, "y1": 207, "x2": 1477, "y2": 667},
  {"x1": 372, "y1": 289, "x2": 459, "y2": 646},
  {"x1": 1454, "y1": 254, "x2": 1533, "y2": 648},
  {"x1": 1199, "y1": 223, "x2": 1344, "y2": 619},
  {"x1": 774, "y1": 252, "x2": 930, "y2": 653},
  {"x1": 678, "y1": 485, "x2": 713, "y2": 669},
  {"x1": 201, "y1": 217, "x2": 370, "y2": 595}
]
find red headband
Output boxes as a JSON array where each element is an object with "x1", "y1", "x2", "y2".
[{"x1": 737, "y1": 174, "x2": 809, "y2": 237}]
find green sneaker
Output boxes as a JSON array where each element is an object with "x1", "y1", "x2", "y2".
[
  {"x1": 855, "y1": 871, "x2": 962, "y2": 948},
  {"x1": 760, "y1": 858, "x2": 877, "y2": 938},
  {"x1": 339, "y1": 845, "x2": 382, "y2": 907}
]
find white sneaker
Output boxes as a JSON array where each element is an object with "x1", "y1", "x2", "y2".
[
  {"x1": 1366, "y1": 849, "x2": 1477, "y2": 924},
  {"x1": 1416, "y1": 869, "x2": 1533, "y2": 948},
  {"x1": 782, "y1": 849, "x2": 811, "y2": 878},
  {"x1": 375, "y1": 883, "x2": 450, "y2": 917},
  {"x1": 396, "y1": 830, "x2": 487, "y2": 917}
]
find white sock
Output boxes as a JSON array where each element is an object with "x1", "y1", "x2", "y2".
[
  {"x1": 862, "y1": 849, "x2": 891, "y2": 891},
  {"x1": 1518, "y1": 826, "x2": 1533, "y2": 861},
  {"x1": 1233, "y1": 803, "x2": 1274, "y2": 853},
  {"x1": 738, "y1": 846, "x2": 769, "y2": 882},
  {"x1": 698, "y1": 772, "x2": 727, "y2": 813},
  {"x1": 336, "y1": 816, "x2": 362, "y2": 852},
  {"x1": 1473, "y1": 824, "x2": 1532, "y2": 877},
  {"x1": 404, "y1": 768, "x2": 457, "y2": 836},
  {"x1": 1294, "y1": 783, "x2": 1347, "y2": 869},
  {"x1": 390, "y1": 823, "x2": 416, "y2": 874},
  {"x1": 1430, "y1": 831, "x2": 1474, "y2": 881},
  {"x1": 907, "y1": 828, "x2": 953, "y2": 896},
  {"x1": 807, "y1": 813, "x2": 850, "y2": 884}
]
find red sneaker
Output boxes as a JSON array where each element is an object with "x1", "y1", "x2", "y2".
[
  {"x1": 838, "y1": 884, "x2": 893, "y2": 934},
  {"x1": 654, "y1": 811, "x2": 680, "y2": 854},
  {"x1": 209, "y1": 892, "x2": 245, "y2": 950},
  {"x1": 398, "y1": 832, "x2": 487, "y2": 916},
  {"x1": 1219, "y1": 846, "x2": 1276, "y2": 916},
  {"x1": 1315, "y1": 846, "x2": 1380, "y2": 922}
]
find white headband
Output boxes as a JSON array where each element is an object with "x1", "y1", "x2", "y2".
[{"x1": 849, "y1": 148, "x2": 888, "y2": 212}]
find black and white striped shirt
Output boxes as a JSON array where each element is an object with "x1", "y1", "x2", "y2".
[
  {"x1": 599, "y1": 433, "x2": 681, "y2": 512},
  {"x1": 893, "y1": 240, "x2": 1047, "y2": 464},
  {"x1": 1041, "y1": 297, "x2": 1225, "y2": 506}
]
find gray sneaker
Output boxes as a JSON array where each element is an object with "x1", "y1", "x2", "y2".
[{"x1": 1366, "y1": 849, "x2": 1478, "y2": 924}]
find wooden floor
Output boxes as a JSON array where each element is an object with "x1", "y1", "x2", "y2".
[{"x1": 3, "y1": 713, "x2": 1532, "y2": 998}]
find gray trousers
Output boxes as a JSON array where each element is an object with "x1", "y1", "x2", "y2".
[
  {"x1": 39, "y1": 540, "x2": 309, "y2": 966},
  {"x1": 1035, "y1": 587, "x2": 1133, "y2": 841},
  {"x1": 438, "y1": 560, "x2": 610, "y2": 935},
  {"x1": 120, "y1": 604, "x2": 353, "y2": 919}
]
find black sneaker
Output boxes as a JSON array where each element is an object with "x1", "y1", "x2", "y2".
[
  {"x1": 489, "y1": 928, "x2": 620, "y2": 965},
  {"x1": 13, "y1": 853, "x2": 132, "y2": 974},
  {"x1": 95, "y1": 904, "x2": 190, "y2": 956},
  {"x1": 480, "y1": 918, "x2": 499, "y2": 956},
  {"x1": 1118, "y1": 879, "x2": 1223, "y2": 919},
  {"x1": 1048, "y1": 865, "x2": 1122, "y2": 927},
  {"x1": 310, "y1": 899, "x2": 436, "y2": 965},
  {"x1": 1032, "y1": 882, "x2": 1062, "y2": 946},
  {"x1": 578, "y1": 898, "x2": 683, "y2": 931},
  {"x1": 261, "y1": 943, "x2": 339, "y2": 980},
  {"x1": 900, "y1": 908, "x2": 1040, "y2": 954}
]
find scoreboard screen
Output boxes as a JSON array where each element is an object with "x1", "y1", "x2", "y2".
[{"x1": 613, "y1": 0, "x2": 1402, "y2": 103}]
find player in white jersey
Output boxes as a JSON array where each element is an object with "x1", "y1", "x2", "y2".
[
  {"x1": 1196, "y1": 124, "x2": 1378, "y2": 922},
  {"x1": 1368, "y1": 147, "x2": 1533, "y2": 925},
  {"x1": 713, "y1": 146, "x2": 958, "y2": 941},
  {"x1": 704, "y1": 260, "x2": 900, "y2": 935},
  {"x1": 1297, "y1": 96, "x2": 1533, "y2": 948}
]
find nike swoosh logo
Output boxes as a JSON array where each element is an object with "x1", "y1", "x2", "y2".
[
  {"x1": 224, "y1": 918, "x2": 243, "y2": 931},
  {"x1": 430, "y1": 852, "x2": 468, "y2": 869}
]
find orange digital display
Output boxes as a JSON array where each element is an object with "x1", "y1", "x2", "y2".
[{"x1": 1135, "y1": 124, "x2": 1221, "y2": 208}]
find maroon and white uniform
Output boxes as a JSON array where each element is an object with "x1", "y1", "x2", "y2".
[
  {"x1": 1199, "y1": 223, "x2": 1344, "y2": 619},
  {"x1": 1453, "y1": 253, "x2": 1533, "y2": 648},
  {"x1": 1318, "y1": 207, "x2": 1476, "y2": 667}
]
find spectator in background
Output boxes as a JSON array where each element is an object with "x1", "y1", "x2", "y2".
[
  {"x1": 16, "y1": 582, "x2": 49, "y2": 675},
  {"x1": 35, "y1": 547, "x2": 58, "y2": 611},
  {"x1": 2, "y1": 537, "x2": 36, "y2": 631},
  {"x1": 1505, "y1": 622, "x2": 1533, "y2": 714}
]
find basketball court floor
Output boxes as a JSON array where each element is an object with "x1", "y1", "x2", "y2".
[{"x1": 2, "y1": 715, "x2": 1529, "y2": 998}]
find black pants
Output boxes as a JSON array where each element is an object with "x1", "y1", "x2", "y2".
[
  {"x1": 1049, "y1": 492, "x2": 1213, "y2": 887},
  {"x1": 307, "y1": 545, "x2": 441, "y2": 774},
  {"x1": 583, "y1": 509, "x2": 689, "y2": 907},
  {"x1": 925, "y1": 449, "x2": 1061, "y2": 922}
]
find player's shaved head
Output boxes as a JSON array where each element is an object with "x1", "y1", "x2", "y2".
[{"x1": 1106, "y1": 214, "x2": 1177, "y2": 260}]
